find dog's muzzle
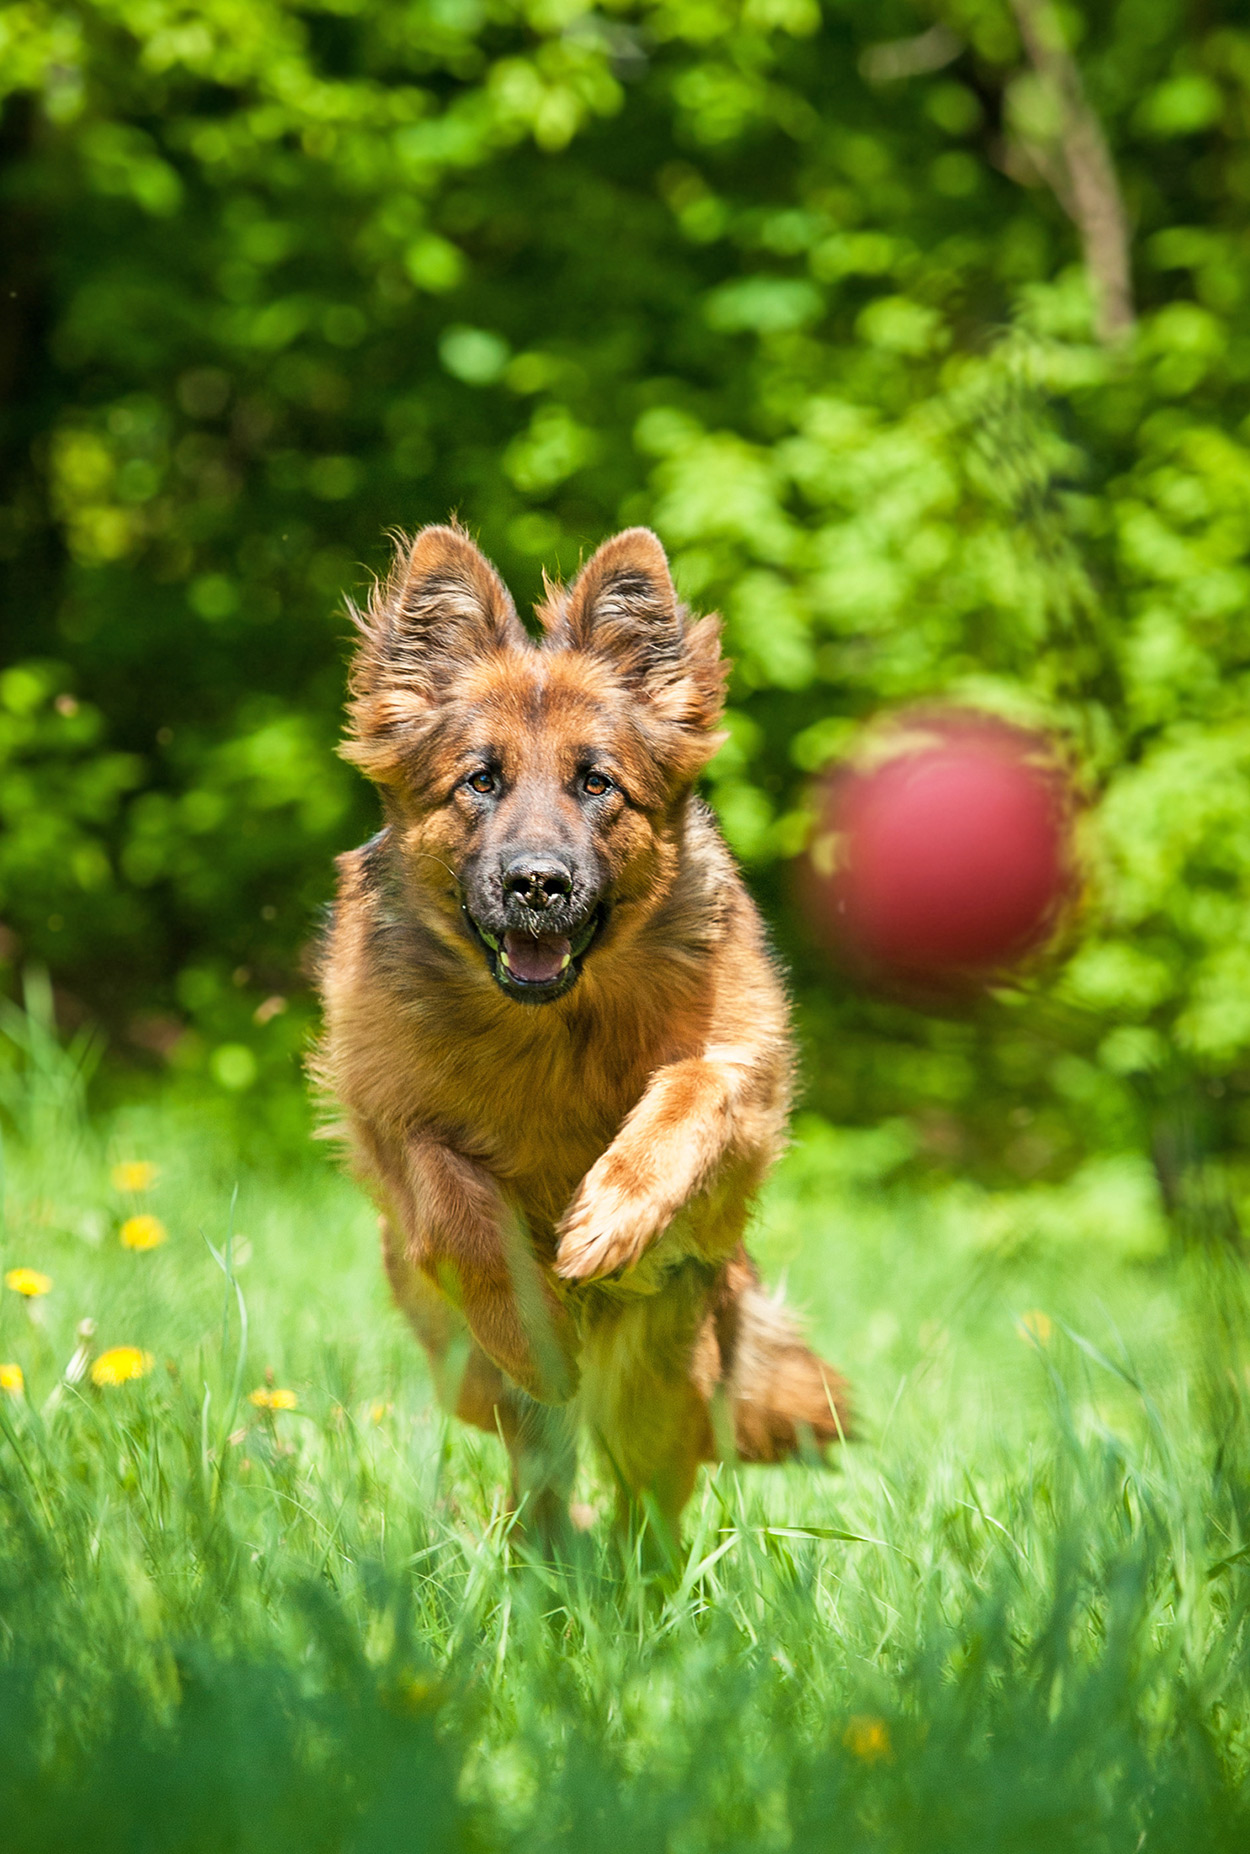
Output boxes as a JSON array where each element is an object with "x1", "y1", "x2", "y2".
[{"x1": 465, "y1": 906, "x2": 603, "y2": 1003}]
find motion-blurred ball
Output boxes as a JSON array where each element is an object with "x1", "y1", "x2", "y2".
[{"x1": 804, "y1": 711, "x2": 1077, "y2": 996}]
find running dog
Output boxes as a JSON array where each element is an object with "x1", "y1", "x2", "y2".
[{"x1": 315, "y1": 523, "x2": 848, "y2": 1541}]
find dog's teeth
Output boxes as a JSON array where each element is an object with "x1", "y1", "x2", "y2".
[{"x1": 559, "y1": 953, "x2": 571, "y2": 971}]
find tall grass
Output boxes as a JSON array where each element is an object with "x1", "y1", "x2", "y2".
[{"x1": 0, "y1": 1001, "x2": 1247, "y2": 1850}]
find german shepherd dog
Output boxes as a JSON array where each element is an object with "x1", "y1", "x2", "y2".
[{"x1": 315, "y1": 523, "x2": 848, "y2": 1544}]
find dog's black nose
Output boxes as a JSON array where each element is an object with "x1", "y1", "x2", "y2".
[{"x1": 503, "y1": 855, "x2": 573, "y2": 909}]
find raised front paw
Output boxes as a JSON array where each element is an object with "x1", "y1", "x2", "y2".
[{"x1": 554, "y1": 1160, "x2": 666, "y2": 1283}]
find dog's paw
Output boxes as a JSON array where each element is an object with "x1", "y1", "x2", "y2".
[{"x1": 554, "y1": 1167, "x2": 665, "y2": 1283}]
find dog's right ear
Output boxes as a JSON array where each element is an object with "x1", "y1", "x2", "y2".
[{"x1": 342, "y1": 525, "x2": 524, "y2": 782}]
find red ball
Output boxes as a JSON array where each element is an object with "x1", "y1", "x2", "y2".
[{"x1": 806, "y1": 712, "x2": 1076, "y2": 995}]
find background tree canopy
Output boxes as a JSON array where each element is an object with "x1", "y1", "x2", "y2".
[{"x1": 2, "y1": 0, "x2": 1250, "y2": 1216}]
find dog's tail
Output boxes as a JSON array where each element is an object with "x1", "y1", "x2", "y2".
[{"x1": 715, "y1": 1249, "x2": 851, "y2": 1463}]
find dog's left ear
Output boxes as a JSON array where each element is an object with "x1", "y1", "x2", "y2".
[{"x1": 545, "y1": 529, "x2": 727, "y2": 745}]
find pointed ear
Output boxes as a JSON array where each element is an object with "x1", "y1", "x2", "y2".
[
  {"x1": 343, "y1": 524, "x2": 524, "y2": 781},
  {"x1": 545, "y1": 528, "x2": 727, "y2": 747}
]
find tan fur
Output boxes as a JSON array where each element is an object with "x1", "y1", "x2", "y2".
[{"x1": 314, "y1": 523, "x2": 850, "y2": 1541}]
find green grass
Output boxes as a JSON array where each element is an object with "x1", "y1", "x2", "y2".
[{"x1": 1, "y1": 1005, "x2": 1249, "y2": 1850}]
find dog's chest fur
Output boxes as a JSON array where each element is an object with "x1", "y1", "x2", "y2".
[{"x1": 321, "y1": 829, "x2": 731, "y2": 1248}]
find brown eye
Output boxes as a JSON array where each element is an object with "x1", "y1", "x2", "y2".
[
  {"x1": 583, "y1": 770, "x2": 611, "y2": 797},
  {"x1": 467, "y1": 769, "x2": 497, "y2": 796}
]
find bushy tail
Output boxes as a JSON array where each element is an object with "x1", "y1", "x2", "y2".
[{"x1": 715, "y1": 1250, "x2": 851, "y2": 1463}]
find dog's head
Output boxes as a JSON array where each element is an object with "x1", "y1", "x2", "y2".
[{"x1": 342, "y1": 524, "x2": 727, "y2": 1003}]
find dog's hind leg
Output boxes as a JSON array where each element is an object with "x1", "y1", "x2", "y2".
[
  {"x1": 578, "y1": 1264, "x2": 719, "y2": 1552},
  {"x1": 713, "y1": 1248, "x2": 851, "y2": 1461}
]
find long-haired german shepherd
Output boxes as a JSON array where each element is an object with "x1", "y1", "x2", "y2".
[{"x1": 315, "y1": 523, "x2": 848, "y2": 1543}]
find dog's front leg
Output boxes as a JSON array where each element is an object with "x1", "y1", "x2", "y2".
[
  {"x1": 394, "y1": 1134, "x2": 577, "y2": 1404},
  {"x1": 554, "y1": 1050, "x2": 781, "y2": 1284}
]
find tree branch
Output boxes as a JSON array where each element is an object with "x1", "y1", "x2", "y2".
[{"x1": 1008, "y1": 0, "x2": 1135, "y2": 342}]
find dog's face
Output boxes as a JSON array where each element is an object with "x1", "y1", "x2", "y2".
[{"x1": 342, "y1": 526, "x2": 726, "y2": 1003}]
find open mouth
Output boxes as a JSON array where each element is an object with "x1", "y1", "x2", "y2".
[{"x1": 466, "y1": 908, "x2": 603, "y2": 1002}]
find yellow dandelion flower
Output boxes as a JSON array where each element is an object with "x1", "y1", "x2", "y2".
[
  {"x1": 0, "y1": 1363, "x2": 24, "y2": 1395},
  {"x1": 369, "y1": 1399, "x2": 392, "y2": 1424},
  {"x1": 249, "y1": 1386, "x2": 298, "y2": 1411},
  {"x1": 119, "y1": 1214, "x2": 168, "y2": 1252},
  {"x1": 844, "y1": 1715, "x2": 891, "y2": 1763},
  {"x1": 1017, "y1": 1309, "x2": 1053, "y2": 1346},
  {"x1": 111, "y1": 1161, "x2": 158, "y2": 1192},
  {"x1": 5, "y1": 1268, "x2": 51, "y2": 1298},
  {"x1": 386, "y1": 1673, "x2": 441, "y2": 1715},
  {"x1": 90, "y1": 1345, "x2": 154, "y2": 1387}
]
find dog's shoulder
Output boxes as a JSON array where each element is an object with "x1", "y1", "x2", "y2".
[
  {"x1": 333, "y1": 826, "x2": 392, "y2": 905},
  {"x1": 651, "y1": 795, "x2": 772, "y2": 954}
]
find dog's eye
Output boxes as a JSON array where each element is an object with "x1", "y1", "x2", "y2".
[
  {"x1": 466, "y1": 770, "x2": 497, "y2": 796},
  {"x1": 582, "y1": 771, "x2": 611, "y2": 797}
]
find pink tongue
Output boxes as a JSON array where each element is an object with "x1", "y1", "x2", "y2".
[{"x1": 503, "y1": 931, "x2": 570, "y2": 984}]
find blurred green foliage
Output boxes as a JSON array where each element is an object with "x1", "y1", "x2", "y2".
[{"x1": 3, "y1": 0, "x2": 1250, "y2": 1210}]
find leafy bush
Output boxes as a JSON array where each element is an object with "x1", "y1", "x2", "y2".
[{"x1": 2, "y1": 1, "x2": 1250, "y2": 1209}]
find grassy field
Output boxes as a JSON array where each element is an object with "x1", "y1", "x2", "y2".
[{"x1": 1, "y1": 995, "x2": 1249, "y2": 1850}]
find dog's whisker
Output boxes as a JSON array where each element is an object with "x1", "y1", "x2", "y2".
[{"x1": 408, "y1": 851, "x2": 465, "y2": 899}]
